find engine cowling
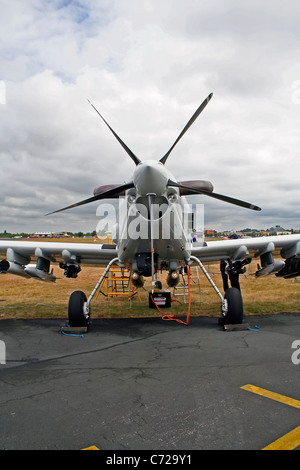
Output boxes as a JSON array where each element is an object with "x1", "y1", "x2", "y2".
[
  {"x1": 177, "y1": 180, "x2": 214, "y2": 195},
  {"x1": 93, "y1": 184, "x2": 123, "y2": 197}
]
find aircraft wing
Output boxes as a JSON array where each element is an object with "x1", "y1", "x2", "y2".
[
  {"x1": 191, "y1": 234, "x2": 300, "y2": 277},
  {"x1": 2, "y1": 234, "x2": 300, "y2": 281},
  {"x1": 0, "y1": 239, "x2": 118, "y2": 281},
  {"x1": 0, "y1": 240, "x2": 117, "y2": 263}
]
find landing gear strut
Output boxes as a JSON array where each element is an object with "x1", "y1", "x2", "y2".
[
  {"x1": 190, "y1": 255, "x2": 249, "y2": 325},
  {"x1": 68, "y1": 257, "x2": 119, "y2": 327},
  {"x1": 190, "y1": 256, "x2": 228, "y2": 320}
]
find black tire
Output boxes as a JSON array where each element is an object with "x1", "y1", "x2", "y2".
[
  {"x1": 68, "y1": 290, "x2": 89, "y2": 327},
  {"x1": 224, "y1": 287, "x2": 243, "y2": 324}
]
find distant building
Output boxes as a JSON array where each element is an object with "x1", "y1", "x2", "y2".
[
  {"x1": 204, "y1": 229, "x2": 217, "y2": 237},
  {"x1": 268, "y1": 225, "x2": 292, "y2": 235},
  {"x1": 33, "y1": 231, "x2": 67, "y2": 238}
]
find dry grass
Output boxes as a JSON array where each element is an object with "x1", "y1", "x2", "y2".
[{"x1": 1, "y1": 246, "x2": 300, "y2": 320}]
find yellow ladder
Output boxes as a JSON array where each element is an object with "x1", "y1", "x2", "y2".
[{"x1": 96, "y1": 266, "x2": 141, "y2": 301}]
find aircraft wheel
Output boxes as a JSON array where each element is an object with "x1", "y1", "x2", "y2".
[
  {"x1": 224, "y1": 287, "x2": 243, "y2": 324},
  {"x1": 68, "y1": 290, "x2": 89, "y2": 327}
]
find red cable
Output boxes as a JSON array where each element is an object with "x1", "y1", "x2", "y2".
[{"x1": 150, "y1": 264, "x2": 191, "y2": 326}]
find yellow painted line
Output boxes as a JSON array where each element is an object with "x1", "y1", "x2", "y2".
[
  {"x1": 82, "y1": 445, "x2": 100, "y2": 450},
  {"x1": 241, "y1": 384, "x2": 300, "y2": 409},
  {"x1": 262, "y1": 426, "x2": 300, "y2": 450}
]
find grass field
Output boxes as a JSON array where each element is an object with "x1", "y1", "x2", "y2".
[{"x1": 0, "y1": 238, "x2": 299, "y2": 320}]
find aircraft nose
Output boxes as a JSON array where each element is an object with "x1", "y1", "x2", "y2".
[{"x1": 133, "y1": 161, "x2": 168, "y2": 195}]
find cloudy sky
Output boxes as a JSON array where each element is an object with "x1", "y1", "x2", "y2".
[{"x1": 1, "y1": 0, "x2": 300, "y2": 234}]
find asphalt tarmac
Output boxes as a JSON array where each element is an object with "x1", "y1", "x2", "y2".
[{"x1": 0, "y1": 313, "x2": 300, "y2": 450}]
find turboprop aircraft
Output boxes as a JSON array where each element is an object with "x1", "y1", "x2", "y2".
[{"x1": 1, "y1": 93, "x2": 300, "y2": 327}]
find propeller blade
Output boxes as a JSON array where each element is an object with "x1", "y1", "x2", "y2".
[
  {"x1": 168, "y1": 180, "x2": 261, "y2": 211},
  {"x1": 46, "y1": 182, "x2": 135, "y2": 216},
  {"x1": 160, "y1": 93, "x2": 213, "y2": 165},
  {"x1": 88, "y1": 100, "x2": 141, "y2": 166}
]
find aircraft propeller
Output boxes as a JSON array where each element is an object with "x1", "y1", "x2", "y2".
[
  {"x1": 159, "y1": 93, "x2": 213, "y2": 165},
  {"x1": 46, "y1": 93, "x2": 261, "y2": 215},
  {"x1": 45, "y1": 181, "x2": 134, "y2": 216},
  {"x1": 167, "y1": 180, "x2": 261, "y2": 212},
  {"x1": 87, "y1": 100, "x2": 141, "y2": 166}
]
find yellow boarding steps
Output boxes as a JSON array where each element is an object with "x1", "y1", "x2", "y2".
[{"x1": 95, "y1": 266, "x2": 141, "y2": 302}]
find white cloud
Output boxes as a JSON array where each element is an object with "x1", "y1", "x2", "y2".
[{"x1": 0, "y1": 0, "x2": 300, "y2": 233}]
